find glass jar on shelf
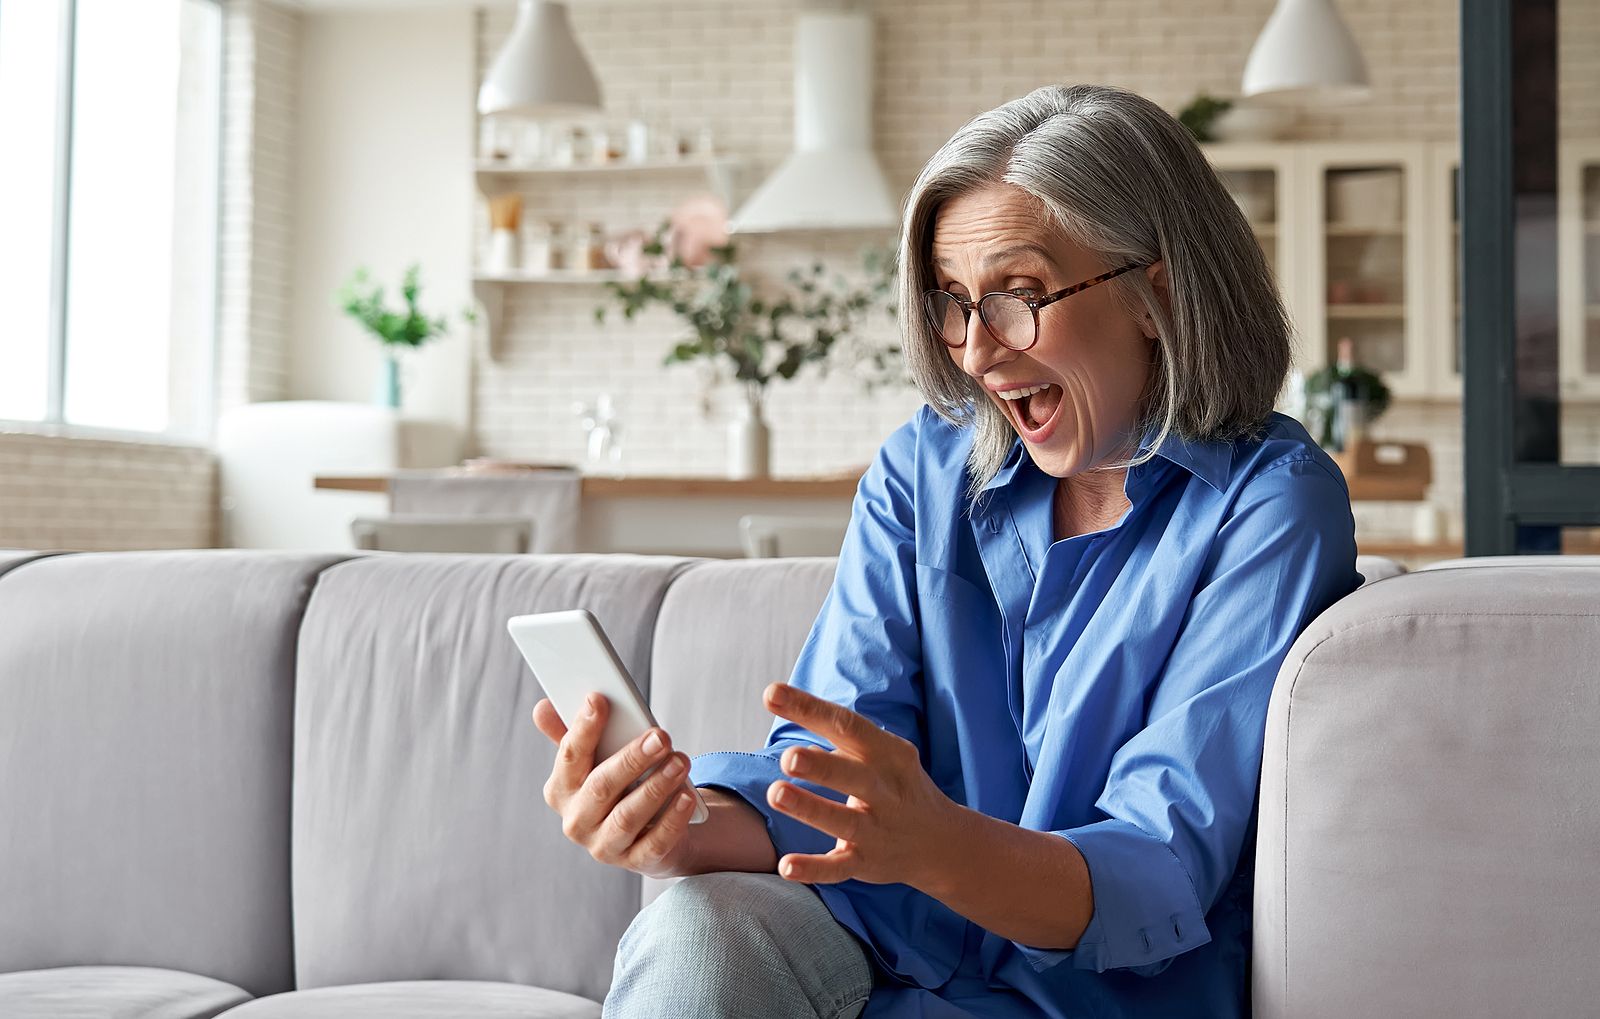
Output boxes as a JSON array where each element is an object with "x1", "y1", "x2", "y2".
[
  {"x1": 585, "y1": 223, "x2": 609, "y2": 271},
  {"x1": 590, "y1": 125, "x2": 612, "y2": 165},
  {"x1": 566, "y1": 222, "x2": 591, "y2": 273},
  {"x1": 522, "y1": 222, "x2": 552, "y2": 273},
  {"x1": 546, "y1": 222, "x2": 568, "y2": 272},
  {"x1": 626, "y1": 120, "x2": 650, "y2": 163},
  {"x1": 515, "y1": 121, "x2": 544, "y2": 165},
  {"x1": 569, "y1": 126, "x2": 592, "y2": 165},
  {"x1": 549, "y1": 125, "x2": 576, "y2": 166}
]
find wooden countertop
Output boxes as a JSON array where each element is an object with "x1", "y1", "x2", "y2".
[
  {"x1": 313, "y1": 471, "x2": 1421, "y2": 501},
  {"x1": 313, "y1": 473, "x2": 861, "y2": 498}
]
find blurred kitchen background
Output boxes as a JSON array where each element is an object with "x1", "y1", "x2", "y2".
[{"x1": 2, "y1": 0, "x2": 1597, "y2": 565}]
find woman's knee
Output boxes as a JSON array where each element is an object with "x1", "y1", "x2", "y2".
[
  {"x1": 610, "y1": 871, "x2": 871, "y2": 1018},
  {"x1": 619, "y1": 871, "x2": 793, "y2": 957}
]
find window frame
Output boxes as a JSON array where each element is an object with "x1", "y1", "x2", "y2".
[
  {"x1": 2, "y1": 0, "x2": 224, "y2": 448},
  {"x1": 1461, "y1": 0, "x2": 1600, "y2": 553}
]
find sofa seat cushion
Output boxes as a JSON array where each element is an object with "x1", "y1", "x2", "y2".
[
  {"x1": 0, "y1": 965, "x2": 251, "y2": 1019},
  {"x1": 216, "y1": 981, "x2": 598, "y2": 1018}
]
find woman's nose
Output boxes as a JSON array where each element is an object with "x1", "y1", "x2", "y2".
[{"x1": 961, "y1": 309, "x2": 1014, "y2": 378}]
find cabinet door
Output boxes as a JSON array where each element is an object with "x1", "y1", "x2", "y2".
[
  {"x1": 1559, "y1": 141, "x2": 1600, "y2": 399},
  {"x1": 1302, "y1": 143, "x2": 1432, "y2": 397},
  {"x1": 1202, "y1": 143, "x2": 1308, "y2": 382}
]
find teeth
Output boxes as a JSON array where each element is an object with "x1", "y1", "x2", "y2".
[{"x1": 995, "y1": 384, "x2": 1050, "y2": 400}]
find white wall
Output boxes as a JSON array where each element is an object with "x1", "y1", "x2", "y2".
[{"x1": 288, "y1": 7, "x2": 477, "y2": 436}]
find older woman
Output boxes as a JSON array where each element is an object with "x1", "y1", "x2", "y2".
[{"x1": 534, "y1": 83, "x2": 1358, "y2": 1018}]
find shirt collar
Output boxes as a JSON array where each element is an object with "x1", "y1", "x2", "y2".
[{"x1": 977, "y1": 425, "x2": 1233, "y2": 494}]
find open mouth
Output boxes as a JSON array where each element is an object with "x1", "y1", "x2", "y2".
[{"x1": 996, "y1": 383, "x2": 1064, "y2": 439}]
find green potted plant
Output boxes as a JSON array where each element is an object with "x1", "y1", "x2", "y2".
[
  {"x1": 336, "y1": 263, "x2": 477, "y2": 409},
  {"x1": 1177, "y1": 93, "x2": 1234, "y2": 143},
  {"x1": 594, "y1": 226, "x2": 900, "y2": 478},
  {"x1": 1304, "y1": 338, "x2": 1392, "y2": 451}
]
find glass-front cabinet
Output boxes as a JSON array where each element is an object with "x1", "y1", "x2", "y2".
[
  {"x1": 1203, "y1": 140, "x2": 1600, "y2": 404},
  {"x1": 1203, "y1": 144, "x2": 1308, "y2": 379},
  {"x1": 1300, "y1": 143, "x2": 1433, "y2": 398},
  {"x1": 1559, "y1": 140, "x2": 1600, "y2": 399}
]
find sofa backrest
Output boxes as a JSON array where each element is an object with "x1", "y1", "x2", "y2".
[
  {"x1": 650, "y1": 557, "x2": 840, "y2": 758},
  {"x1": 645, "y1": 558, "x2": 839, "y2": 905},
  {"x1": 287, "y1": 552, "x2": 697, "y2": 1005},
  {"x1": 0, "y1": 549, "x2": 349, "y2": 998},
  {"x1": 1254, "y1": 558, "x2": 1600, "y2": 1017}
]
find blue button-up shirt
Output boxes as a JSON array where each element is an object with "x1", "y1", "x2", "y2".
[{"x1": 690, "y1": 404, "x2": 1359, "y2": 1018}]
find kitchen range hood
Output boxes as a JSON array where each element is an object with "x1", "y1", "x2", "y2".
[{"x1": 727, "y1": 8, "x2": 897, "y2": 234}]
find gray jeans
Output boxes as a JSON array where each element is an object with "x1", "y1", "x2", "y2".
[{"x1": 603, "y1": 871, "x2": 875, "y2": 1019}]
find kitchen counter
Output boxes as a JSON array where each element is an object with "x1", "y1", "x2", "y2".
[
  {"x1": 315, "y1": 471, "x2": 858, "y2": 557},
  {"x1": 313, "y1": 474, "x2": 860, "y2": 499}
]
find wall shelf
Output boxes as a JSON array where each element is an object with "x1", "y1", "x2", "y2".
[
  {"x1": 473, "y1": 269, "x2": 662, "y2": 285},
  {"x1": 475, "y1": 156, "x2": 742, "y2": 176},
  {"x1": 472, "y1": 155, "x2": 744, "y2": 209}
]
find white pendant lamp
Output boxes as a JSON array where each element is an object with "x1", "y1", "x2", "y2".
[
  {"x1": 1241, "y1": 0, "x2": 1370, "y2": 99},
  {"x1": 477, "y1": 0, "x2": 603, "y2": 119}
]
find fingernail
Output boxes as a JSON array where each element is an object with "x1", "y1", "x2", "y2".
[
  {"x1": 641, "y1": 730, "x2": 663, "y2": 755},
  {"x1": 583, "y1": 695, "x2": 598, "y2": 719},
  {"x1": 769, "y1": 684, "x2": 789, "y2": 706},
  {"x1": 676, "y1": 792, "x2": 693, "y2": 810},
  {"x1": 662, "y1": 756, "x2": 685, "y2": 778},
  {"x1": 785, "y1": 751, "x2": 806, "y2": 776}
]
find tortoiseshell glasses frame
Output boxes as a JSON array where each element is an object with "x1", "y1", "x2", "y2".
[{"x1": 922, "y1": 261, "x2": 1148, "y2": 352}]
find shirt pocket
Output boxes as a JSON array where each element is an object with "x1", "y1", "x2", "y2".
[{"x1": 914, "y1": 561, "x2": 994, "y2": 608}]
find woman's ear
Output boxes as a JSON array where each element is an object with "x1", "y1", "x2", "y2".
[{"x1": 1139, "y1": 260, "x2": 1169, "y2": 340}]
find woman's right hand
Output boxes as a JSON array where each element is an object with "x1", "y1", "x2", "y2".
[{"x1": 532, "y1": 692, "x2": 700, "y2": 879}]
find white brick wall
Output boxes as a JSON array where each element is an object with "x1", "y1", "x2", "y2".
[
  {"x1": 0, "y1": 429, "x2": 216, "y2": 552},
  {"x1": 468, "y1": 0, "x2": 1600, "y2": 541},
  {"x1": 217, "y1": 0, "x2": 300, "y2": 413}
]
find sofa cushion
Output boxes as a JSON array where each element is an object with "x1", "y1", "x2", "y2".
[
  {"x1": 0, "y1": 551, "x2": 349, "y2": 997},
  {"x1": 0, "y1": 964, "x2": 251, "y2": 1019},
  {"x1": 649, "y1": 557, "x2": 839, "y2": 759},
  {"x1": 1254, "y1": 561, "x2": 1600, "y2": 1017},
  {"x1": 644, "y1": 557, "x2": 838, "y2": 906},
  {"x1": 1354, "y1": 553, "x2": 1404, "y2": 585},
  {"x1": 1419, "y1": 553, "x2": 1600, "y2": 572},
  {"x1": 216, "y1": 981, "x2": 598, "y2": 1018},
  {"x1": 290, "y1": 554, "x2": 697, "y2": 1005},
  {"x1": 0, "y1": 550, "x2": 69, "y2": 579}
]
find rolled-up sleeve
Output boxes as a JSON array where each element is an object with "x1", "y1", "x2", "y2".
[
  {"x1": 689, "y1": 411, "x2": 928, "y2": 861},
  {"x1": 1012, "y1": 456, "x2": 1359, "y2": 975}
]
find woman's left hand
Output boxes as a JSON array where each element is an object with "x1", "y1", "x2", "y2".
[{"x1": 762, "y1": 682, "x2": 959, "y2": 887}]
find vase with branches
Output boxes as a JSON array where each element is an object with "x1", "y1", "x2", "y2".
[{"x1": 594, "y1": 225, "x2": 900, "y2": 477}]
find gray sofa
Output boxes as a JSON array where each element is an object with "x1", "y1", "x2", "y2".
[{"x1": 0, "y1": 548, "x2": 1594, "y2": 1017}]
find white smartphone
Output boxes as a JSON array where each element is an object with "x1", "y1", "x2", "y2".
[{"x1": 507, "y1": 608, "x2": 709, "y2": 824}]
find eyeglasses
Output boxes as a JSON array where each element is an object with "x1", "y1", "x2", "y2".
[{"x1": 922, "y1": 262, "x2": 1147, "y2": 352}]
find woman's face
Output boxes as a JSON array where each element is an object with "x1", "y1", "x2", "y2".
[{"x1": 929, "y1": 183, "x2": 1164, "y2": 478}]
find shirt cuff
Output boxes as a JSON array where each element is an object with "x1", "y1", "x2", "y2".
[
  {"x1": 689, "y1": 746, "x2": 847, "y2": 860},
  {"x1": 1010, "y1": 819, "x2": 1212, "y2": 975}
]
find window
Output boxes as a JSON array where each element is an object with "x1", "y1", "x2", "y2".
[
  {"x1": 1461, "y1": 0, "x2": 1600, "y2": 552},
  {"x1": 0, "y1": 0, "x2": 222, "y2": 441}
]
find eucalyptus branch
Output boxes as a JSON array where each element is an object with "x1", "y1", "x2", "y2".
[{"x1": 594, "y1": 223, "x2": 902, "y2": 393}]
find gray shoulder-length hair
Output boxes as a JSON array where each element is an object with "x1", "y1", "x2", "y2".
[{"x1": 897, "y1": 83, "x2": 1291, "y2": 498}]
